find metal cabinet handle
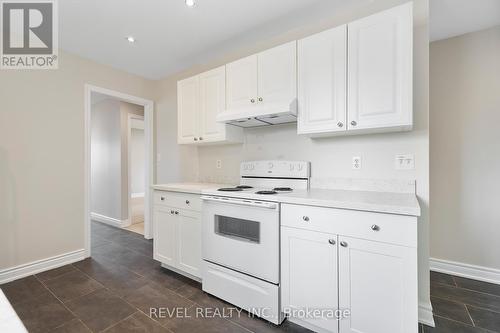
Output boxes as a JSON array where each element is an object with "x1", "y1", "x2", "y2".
[
  {"x1": 258, "y1": 97, "x2": 263, "y2": 102},
  {"x1": 170, "y1": 210, "x2": 175, "y2": 214},
  {"x1": 371, "y1": 224, "x2": 380, "y2": 231},
  {"x1": 328, "y1": 239, "x2": 336, "y2": 245},
  {"x1": 199, "y1": 137, "x2": 203, "y2": 141},
  {"x1": 340, "y1": 241, "x2": 348, "y2": 247},
  {"x1": 185, "y1": 200, "x2": 190, "y2": 205},
  {"x1": 337, "y1": 122, "x2": 343, "y2": 128},
  {"x1": 350, "y1": 121, "x2": 357, "y2": 126},
  {"x1": 175, "y1": 211, "x2": 179, "y2": 215},
  {"x1": 194, "y1": 137, "x2": 198, "y2": 141},
  {"x1": 160, "y1": 196, "x2": 165, "y2": 201},
  {"x1": 250, "y1": 99, "x2": 255, "y2": 103},
  {"x1": 302, "y1": 216, "x2": 310, "y2": 222}
]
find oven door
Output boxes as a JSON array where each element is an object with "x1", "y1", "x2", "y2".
[{"x1": 201, "y1": 196, "x2": 280, "y2": 284}]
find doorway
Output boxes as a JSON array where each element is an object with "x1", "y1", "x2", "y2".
[{"x1": 84, "y1": 84, "x2": 154, "y2": 258}]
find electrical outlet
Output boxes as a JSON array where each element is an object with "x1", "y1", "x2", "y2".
[
  {"x1": 395, "y1": 154, "x2": 415, "y2": 170},
  {"x1": 216, "y1": 160, "x2": 222, "y2": 169},
  {"x1": 352, "y1": 156, "x2": 362, "y2": 170}
]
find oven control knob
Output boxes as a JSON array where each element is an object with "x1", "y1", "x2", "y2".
[
  {"x1": 297, "y1": 164, "x2": 303, "y2": 171},
  {"x1": 249, "y1": 164, "x2": 254, "y2": 170},
  {"x1": 289, "y1": 164, "x2": 294, "y2": 171},
  {"x1": 268, "y1": 162, "x2": 274, "y2": 169}
]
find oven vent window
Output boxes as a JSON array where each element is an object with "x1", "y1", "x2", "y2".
[{"x1": 214, "y1": 215, "x2": 260, "y2": 244}]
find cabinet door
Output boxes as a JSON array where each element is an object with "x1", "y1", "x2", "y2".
[
  {"x1": 199, "y1": 66, "x2": 226, "y2": 142},
  {"x1": 347, "y1": 3, "x2": 412, "y2": 131},
  {"x1": 257, "y1": 41, "x2": 297, "y2": 109},
  {"x1": 338, "y1": 236, "x2": 417, "y2": 333},
  {"x1": 177, "y1": 209, "x2": 202, "y2": 278},
  {"x1": 177, "y1": 76, "x2": 200, "y2": 144},
  {"x1": 154, "y1": 206, "x2": 177, "y2": 266},
  {"x1": 281, "y1": 227, "x2": 339, "y2": 333},
  {"x1": 298, "y1": 25, "x2": 347, "y2": 135},
  {"x1": 226, "y1": 55, "x2": 258, "y2": 111}
]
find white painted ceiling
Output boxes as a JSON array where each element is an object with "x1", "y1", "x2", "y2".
[
  {"x1": 430, "y1": 0, "x2": 500, "y2": 42},
  {"x1": 60, "y1": 0, "x2": 368, "y2": 79}
]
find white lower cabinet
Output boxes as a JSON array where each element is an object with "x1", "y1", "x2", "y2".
[
  {"x1": 281, "y1": 204, "x2": 418, "y2": 333},
  {"x1": 281, "y1": 227, "x2": 339, "y2": 333},
  {"x1": 338, "y1": 236, "x2": 417, "y2": 333},
  {"x1": 176, "y1": 209, "x2": 202, "y2": 277},
  {"x1": 153, "y1": 191, "x2": 202, "y2": 279},
  {"x1": 154, "y1": 206, "x2": 177, "y2": 266}
]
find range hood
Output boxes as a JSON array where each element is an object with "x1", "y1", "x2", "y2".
[{"x1": 216, "y1": 100, "x2": 297, "y2": 128}]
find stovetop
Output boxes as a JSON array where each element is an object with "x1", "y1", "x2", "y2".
[{"x1": 216, "y1": 186, "x2": 294, "y2": 196}]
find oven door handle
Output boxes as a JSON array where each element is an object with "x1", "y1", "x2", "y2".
[{"x1": 201, "y1": 196, "x2": 278, "y2": 210}]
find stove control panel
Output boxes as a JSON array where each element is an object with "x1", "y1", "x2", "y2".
[{"x1": 240, "y1": 160, "x2": 310, "y2": 178}]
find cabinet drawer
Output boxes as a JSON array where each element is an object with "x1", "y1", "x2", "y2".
[
  {"x1": 281, "y1": 204, "x2": 417, "y2": 247},
  {"x1": 154, "y1": 191, "x2": 201, "y2": 211}
]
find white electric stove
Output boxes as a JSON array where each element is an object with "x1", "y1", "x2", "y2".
[{"x1": 201, "y1": 161, "x2": 310, "y2": 325}]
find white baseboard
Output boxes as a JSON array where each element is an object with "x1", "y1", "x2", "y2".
[
  {"x1": 91, "y1": 212, "x2": 128, "y2": 228},
  {"x1": 430, "y1": 257, "x2": 500, "y2": 285},
  {"x1": 0, "y1": 249, "x2": 86, "y2": 284},
  {"x1": 419, "y1": 301, "x2": 435, "y2": 327}
]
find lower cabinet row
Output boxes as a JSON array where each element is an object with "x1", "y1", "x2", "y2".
[
  {"x1": 153, "y1": 194, "x2": 418, "y2": 333},
  {"x1": 281, "y1": 226, "x2": 418, "y2": 333}
]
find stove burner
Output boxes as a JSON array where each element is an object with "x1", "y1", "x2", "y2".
[
  {"x1": 217, "y1": 187, "x2": 243, "y2": 192},
  {"x1": 273, "y1": 187, "x2": 293, "y2": 192},
  {"x1": 236, "y1": 185, "x2": 254, "y2": 189},
  {"x1": 255, "y1": 190, "x2": 278, "y2": 195}
]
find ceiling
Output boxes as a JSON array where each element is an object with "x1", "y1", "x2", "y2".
[
  {"x1": 430, "y1": 0, "x2": 500, "y2": 42},
  {"x1": 60, "y1": 0, "x2": 369, "y2": 80}
]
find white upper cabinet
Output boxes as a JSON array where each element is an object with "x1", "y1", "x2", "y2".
[
  {"x1": 226, "y1": 55, "x2": 258, "y2": 111},
  {"x1": 177, "y1": 76, "x2": 199, "y2": 144},
  {"x1": 257, "y1": 41, "x2": 297, "y2": 109},
  {"x1": 199, "y1": 67, "x2": 227, "y2": 142},
  {"x1": 225, "y1": 42, "x2": 297, "y2": 114},
  {"x1": 177, "y1": 66, "x2": 243, "y2": 145},
  {"x1": 297, "y1": 25, "x2": 347, "y2": 135},
  {"x1": 347, "y1": 3, "x2": 413, "y2": 131}
]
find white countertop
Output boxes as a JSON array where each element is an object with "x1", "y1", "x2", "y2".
[
  {"x1": 152, "y1": 182, "x2": 420, "y2": 217},
  {"x1": 152, "y1": 182, "x2": 231, "y2": 194}
]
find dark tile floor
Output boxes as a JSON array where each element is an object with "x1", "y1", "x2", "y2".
[
  {"x1": 0, "y1": 222, "x2": 312, "y2": 332},
  {"x1": 2, "y1": 221, "x2": 499, "y2": 332}
]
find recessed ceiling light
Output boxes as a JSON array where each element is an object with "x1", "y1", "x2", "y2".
[
  {"x1": 126, "y1": 36, "x2": 135, "y2": 43},
  {"x1": 185, "y1": 0, "x2": 195, "y2": 7}
]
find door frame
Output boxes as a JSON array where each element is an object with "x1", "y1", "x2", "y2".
[
  {"x1": 84, "y1": 84, "x2": 154, "y2": 258},
  {"x1": 127, "y1": 113, "x2": 145, "y2": 231}
]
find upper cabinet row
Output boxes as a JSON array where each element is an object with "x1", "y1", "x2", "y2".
[{"x1": 177, "y1": 3, "x2": 413, "y2": 144}]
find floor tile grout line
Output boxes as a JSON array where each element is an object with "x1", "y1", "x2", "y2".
[
  {"x1": 33, "y1": 274, "x2": 95, "y2": 333},
  {"x1": 464, "y1": 304, "x2": 476, "y2": 328},
  {"x1": 99, "y1": 310, "x2": 139, "y2": 333},
  {"x1": 34, "y1": 266, "x2": 78, "y2": 283},
  {"x1": 430, "y1": 293, "x2": 500, "y2": 314},
  {"x1": 432, "y1": 280, "x2": 500, "y2": 299},
  {"x1": 432, "y1": 314, "x2": 499, "y2": 333}
]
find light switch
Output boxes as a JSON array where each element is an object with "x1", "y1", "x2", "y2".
[{"x1": 395, "y1": 154, "x2": 414, "y2": 170}]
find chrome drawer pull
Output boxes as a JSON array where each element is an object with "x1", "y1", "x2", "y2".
[
  {"x1": 371, "y1": 224, "x2": 380, "y2": 231},
  {"x1": 302, "y1": 216, "x2": 310, "y2": 222}
]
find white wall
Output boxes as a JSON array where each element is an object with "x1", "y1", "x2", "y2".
[
  {"x1": 91, "y1": 99, "x2": 123, "y2": 220},
  {"x1": 430, "y1": 26, "x2": 500, "y2": 270},
  {"x1": 154, "y1": 0, "x2": 431, "y2": 318},
  {"x1": 130, "y1": 127, "x2": 146, "y2": 195},
  {"x1": 0, "y1": 50, "x2": 156, "y2": 271}
]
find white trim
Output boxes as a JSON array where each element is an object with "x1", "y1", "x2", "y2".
[
  {"x1": 127, "y1": 113, "x2": 145, "y2": 236},
  {"x1": 84, "y1": 84, "x2": 154, "y2": 260},
  {"x1": 418, "y1": 300, "x2": 435, "y2": 327},
  {"x1": 91, "y1": 212, "x2": 129, "y2": 228},
  {"x1": 0, "y1": 249, "x2": 85, "y2": 284},
  {"x1": 430, "y1": 257, "x2": 500, "y2": 285}
]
